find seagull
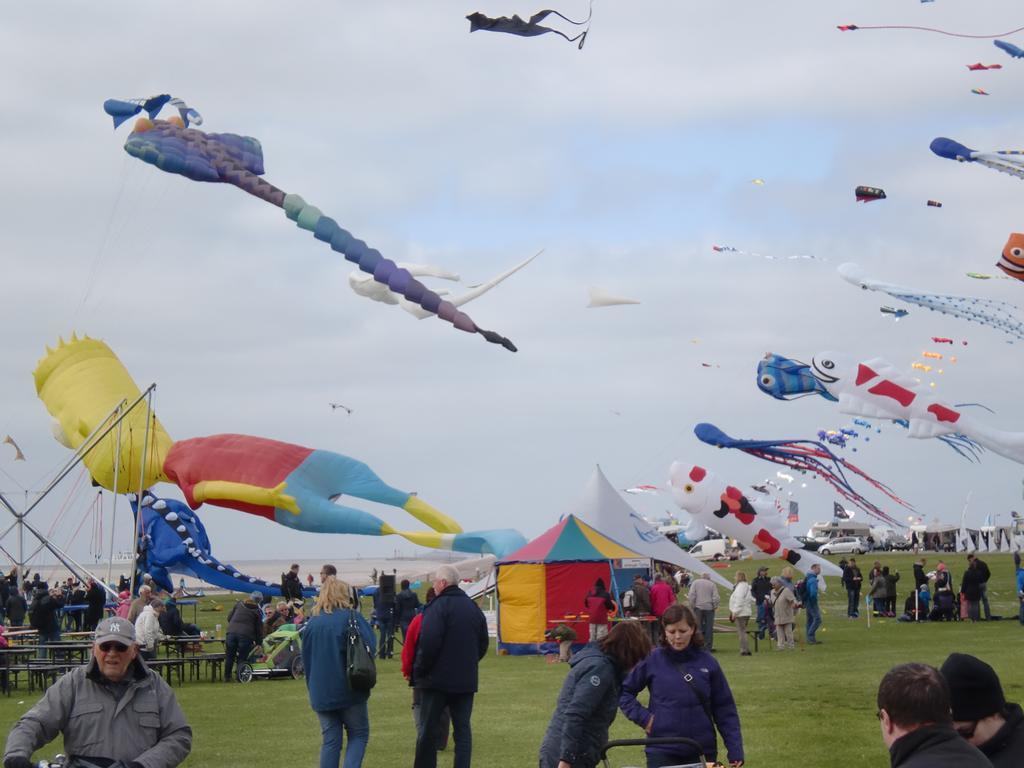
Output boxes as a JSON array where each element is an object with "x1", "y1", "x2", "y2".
[{"x1": 329, "y1": 403, "x2": 353, "y2": 414}]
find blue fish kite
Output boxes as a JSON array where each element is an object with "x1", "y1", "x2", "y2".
[{"x1": 995, "y1": 39, "x2": 1024, "y2": 59}]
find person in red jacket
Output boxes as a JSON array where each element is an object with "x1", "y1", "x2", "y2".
[
  {"x1": 650, "y1": 573, "x2": 676, "y2": 618},
  {"x1": 401, "y1": 589, "x2": 449, "y2": 753},
  {"x1": 584, "y1": 578, "x2": 615, "y2": 642}
]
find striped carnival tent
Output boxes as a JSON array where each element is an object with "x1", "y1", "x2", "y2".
[{"x1": 495, "y1": 514, "x2": 647, "y2": 655}]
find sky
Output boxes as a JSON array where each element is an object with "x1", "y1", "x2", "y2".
[{"x1": 1, "y1": 1, "x2": 1023, "y2": 570}]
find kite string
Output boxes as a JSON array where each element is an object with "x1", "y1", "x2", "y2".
[{"x1": 849, "y1": 23, "x2": 1024, "y2": 39}]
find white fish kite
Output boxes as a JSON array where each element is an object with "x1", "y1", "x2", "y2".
[
  {"x1": 931, "y1": 137, "x2": 1024, "y2": 182},
  {"x1": 839, "y1": 263, "x2": 1024, "y2": 342},
  {"x1": 757, "y1": 351, "x2": 1023, "y2": 466},
  {"x1": 587, "y1": 287, "x2": 640, "y2": 307},
  {"x1": 349, "y1": 251, "x2": 539, "y2": 318},
  {"x1": 712, "y1": 245, "x2": 820, "y2": 261},
  {"x1": 668, "y1": 462, "x2": 841, "y2": 577}
]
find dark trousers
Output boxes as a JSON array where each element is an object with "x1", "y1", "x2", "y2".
[
  {"x1": 846, "y1": 588, "x2": 860, "y2": 617},
  {"x1": 224, "y1": 633, "x2": 254, "y2": 680},
  {"x1": 378, "y1": 619, "x2": 395, "y2": 659},
  {"x1": 414, "y1": 690, "x2": 474, "y2": 768},
  {"x1": 980, "y1": 583, "x2": 991, "y2": 620}
]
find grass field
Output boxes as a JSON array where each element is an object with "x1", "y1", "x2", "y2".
[{"x1": 1, "y1": 552, "x2": 1020, "y2": 767}]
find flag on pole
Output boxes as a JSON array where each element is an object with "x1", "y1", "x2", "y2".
[
  {"x1": 833, "y1": 501, "x2": 852, "y2": 520},
  {"x1": 788, "y1": 501, "x2": 799, "y2": 523}
]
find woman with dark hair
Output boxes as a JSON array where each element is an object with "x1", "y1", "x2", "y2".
[
  {"x1": 619, "y1": 604, "x2": 745, "y2": 767},
  {"x1": 539, "y1": 621, "x2": 652, "y2": 768},
  {"x1": 583, "y1": 577, "x2": 615, "y2": 642}
]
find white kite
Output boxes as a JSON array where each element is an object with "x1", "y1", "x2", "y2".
[
  {"x1": 587, "y1": 287, "x2": 640, "y2": 307},
  {"x1": 668, "y1": 461, "x2": 842, "y2": 577},
  {"x1": 349, "y1": 251, "x2": 539, "y2": 318}
]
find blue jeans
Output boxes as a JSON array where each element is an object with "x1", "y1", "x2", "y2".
[
  {"x1": 846, "y1": 588, "x2": 860, "y2": 617},
  {"x1": 805, "y1": 601, "x2": 821, "y2": 642},
  {"x1": 316, "y1": 703, "x2": 369, "y2": 768},
  {"x1": 414, "y1": 690, "x2": 474, "y2": 768}
]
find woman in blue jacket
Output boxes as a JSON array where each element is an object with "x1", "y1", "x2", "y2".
[
  {"x1": 301, "y1": 577, "x2": 376, "y2": 768},
  {"x1": 619, "y1": 604, "x2": 745, "y2": 767}
]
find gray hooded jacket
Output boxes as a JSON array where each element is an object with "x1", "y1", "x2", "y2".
[
  {"x1": 538, "y1": 645, "x2": 624, "y2": 768},
  {"x1": 3, "y1": 655, "x2": 192, "y2": 768}
]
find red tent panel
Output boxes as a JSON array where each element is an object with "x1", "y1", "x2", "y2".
[{"x1": 544, "y1": 561, "x2": 612, "y2": 642}]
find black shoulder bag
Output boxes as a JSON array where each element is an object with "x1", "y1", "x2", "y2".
[
  {"x1": 675, "y1": 664, "x2": 715, "y2": 729},
  {"x1": 346, "y1": 609, "x2": 377, "y2": 691}
]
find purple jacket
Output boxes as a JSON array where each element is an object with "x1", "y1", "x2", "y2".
[{"x1": 619, "y1": 645, "x2": 743, "y2": 763}]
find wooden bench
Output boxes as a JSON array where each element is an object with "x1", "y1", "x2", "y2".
[{"x1": 146, "y1": 658, "x2": 186, "y2": 687}]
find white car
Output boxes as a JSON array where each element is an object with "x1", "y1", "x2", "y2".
[{"x1": 819, "y1": 536, "x2": 868, "y2": 556}]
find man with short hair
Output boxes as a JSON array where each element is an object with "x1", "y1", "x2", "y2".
[
  {"x1": 280, "y1": 563, "x2": 303, "y2": 602},
  {"x1": 413, "y1": 565, "x2": 488, "y2": 768},
  {"x1": 2, "y1": 617, "x2": 191, "y2": 768},
  {"x1": 750, "y1": 566, "x2": 772, "y2": 640},
  {"x1": 842, "y1": 557, "x2": 863, "y2": 618},
  {"x1": 632, "y1": 574, "x2": 651, "y2": 616},
  {"x1": 649, "y1": 573, "x2": 675, "y2": 618},
  {"x1": 395, "y1": 579, "x2": 421, "y2": 641},
  {"x1": 319, "y1": 563, "x2": 337, "y2": 583},
  {"x1": 966, "y1": 554, "x2": 992, "y2": 620},
  {"x1": 804, "y1": 563, "x2": 823, "y2": 644},
  {"x1": 941, "y1": 653, "x2": 1024, "y2": 767},
  {"x1": 876, "y1": 662, "x2": 990, "y2": 766}
]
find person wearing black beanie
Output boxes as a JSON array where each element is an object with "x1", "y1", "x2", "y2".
[{"x1": 940, "y1": 653, "x2": 1024, "y2": 768}]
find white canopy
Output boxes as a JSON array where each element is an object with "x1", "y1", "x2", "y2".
[{"x1": 569, "y1": 466, "x2": 733, "y2": 589}]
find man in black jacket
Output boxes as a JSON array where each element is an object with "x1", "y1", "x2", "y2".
[
  {"x1": 413, "y1": 565, "x2": 488, "y2": 768},
  {"x1": 941, "y1": 653, "x2": 1024, "y2": 768},
  {"x1": 966, "y1": 554, "x2": 992, "y2": 620},
  {"x1": 280, "y1": 564, "x2": 303, "y2": 603},
  {"x1": 84, "y1": 578, "x2": 107, "y2": 632},
  {"x1": 750, "y1": 567, "x2": 773, "y2": 640},
  {"x1": 842, "y1": 558, "x2": 863, "y2": 618},
  {"x1": 877, "y1": 662, "x2": 990, "y2": 767},
  {"x1": 395, "y1": 579, "x2": 421, "y2": 641}
]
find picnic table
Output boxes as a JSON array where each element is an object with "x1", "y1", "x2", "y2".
[{"x1": 160, "y1": 636, "x2": 226, "y2": 682}]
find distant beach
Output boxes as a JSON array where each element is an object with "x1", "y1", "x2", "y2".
[{"x1": 28, "y1": 553, "x2": 497, "y2": 592}]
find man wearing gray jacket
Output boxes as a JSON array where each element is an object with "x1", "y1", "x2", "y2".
[{"x1": 3, "y1": 616, "x2": 192, "y2": 768}]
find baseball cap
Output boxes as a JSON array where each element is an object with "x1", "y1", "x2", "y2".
[{"x1": 95, "y1": 617, "x2": 136, "y2": 645}]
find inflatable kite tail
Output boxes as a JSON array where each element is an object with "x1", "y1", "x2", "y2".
[
  {"x1": 281, "y1": 194, "x2": 517, "y2": 352},
  {"x1": 388, "y1": 527, "x2": 527, "y2": 558}
]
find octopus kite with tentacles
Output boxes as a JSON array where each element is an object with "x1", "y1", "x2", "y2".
[
  {"x1": 35, "y1": 335, "x2": 525, "y2": 557},
  {"x1": 693, "y1": 422, "x2": 911, "y2": 528}
]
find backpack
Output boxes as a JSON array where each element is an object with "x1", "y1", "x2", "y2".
[
  {"x1": 621, "y1": 589, "x2": 636, "y2": 610},
  {"x1": 794, "y1": 579, "x2": 808, "y2": 603},
  {"x1": 346, "y1": 610, "x2": 377, "y2": 691}
]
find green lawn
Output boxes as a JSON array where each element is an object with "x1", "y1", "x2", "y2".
[{"x1": 1, "y1": 552, "x2": 1021, "y2": 767}]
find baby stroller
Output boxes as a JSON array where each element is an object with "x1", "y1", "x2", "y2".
[
  {"x1": 601, "y1": 737, "x2": 713, "y2": 768},
  {"x1": 237, "y1": 623, "x2": 305, "y2": 682}
]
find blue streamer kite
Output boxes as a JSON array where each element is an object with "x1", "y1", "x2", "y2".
[{"x1": 694, "y1": 422, "x2": 911, "y2": 527}]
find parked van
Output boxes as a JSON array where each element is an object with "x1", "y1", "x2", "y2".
[{"x1": 688, "y1": 538, "x2": 729, "y2": 561}]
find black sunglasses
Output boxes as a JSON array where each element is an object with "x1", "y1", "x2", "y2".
[{"x1": 98, "y1": 641, "x2": 129, "y2": 653}]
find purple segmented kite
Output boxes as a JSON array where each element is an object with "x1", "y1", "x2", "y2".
[{"x1": 104, "y1": 98, "x2": 517, "y2": 352}]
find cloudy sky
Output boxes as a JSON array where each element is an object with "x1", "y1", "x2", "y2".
[{"x1": 1, "y1": 1, "x2": 1022, "y2": 569}]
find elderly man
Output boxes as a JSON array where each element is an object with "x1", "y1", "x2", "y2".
[
  {"x1": 687, "y1": 573, "x2": 719, "y2": 651},
  {"x1": 413, "y1": 565, "x2": 488, "y2": 768},
  {"x1": 941, "y1": 653, "x2": 1024, "y2": 767},
  {"x1": 2, "y1": 616, "x2": 191, "y2": 768},
  {"x1": 126, "y1": 585, "x2": 152, "y2": 624},
  {"x1": 876, "y1": 662, "x2": 989, "y2": 767}
]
